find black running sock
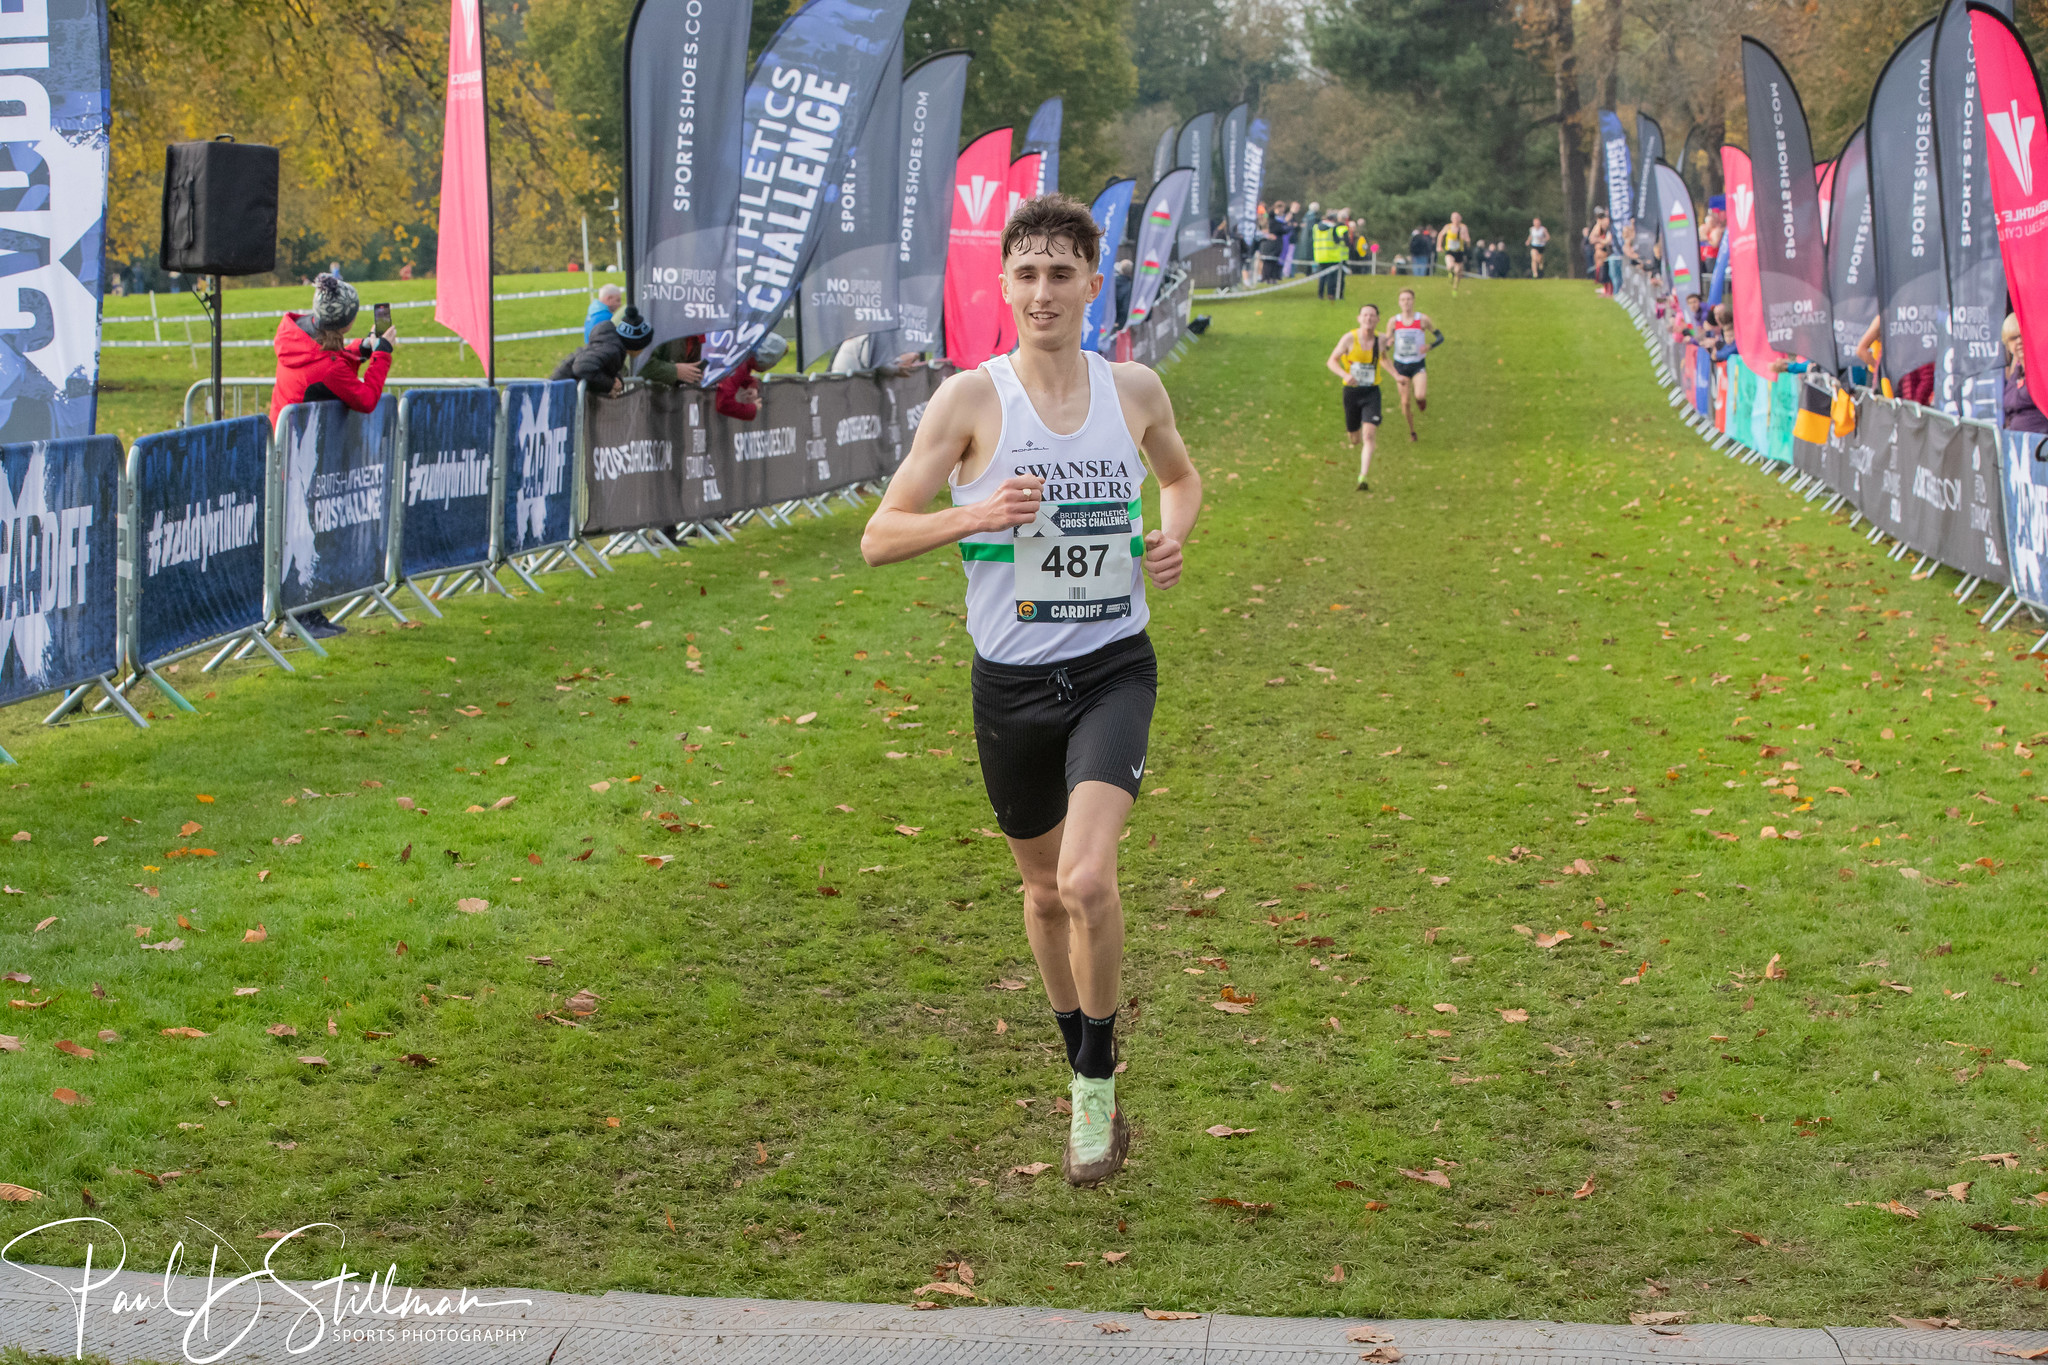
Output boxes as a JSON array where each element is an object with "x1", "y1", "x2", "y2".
[
  {"x1": 1053, "y1": 1008, "x2": 1084, "y2": 1070},
  {"x1": 1076, "y1": 1011, "x2": 1118, "y2": 1080}
]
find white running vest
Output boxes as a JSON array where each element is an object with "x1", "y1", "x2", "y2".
[{"x1": 952, "y1": 351, "x2": 1149, "y2": 666}]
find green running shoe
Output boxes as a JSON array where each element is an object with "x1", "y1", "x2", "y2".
[{"x1": 1063, "y1": 1073, "x2": 1130, "y2": 1187}]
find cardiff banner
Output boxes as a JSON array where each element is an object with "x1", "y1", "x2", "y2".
[
  {"x1": 1022, "y1": 98, "x2": 1062, "y2": 195},
  {"x1": 1175, "y1": 111, "x2": 1217, "y2": 259},
  {"x1": 0, "y1": 0, "x2": 109, "y2": 443},
  {"x1": 396, "y1": 387, "x2": 497, "y2": 577},
  {"x1": 1083, "y1": 178, "x2": 1135, "y2": 353},
  {"x1": 1128, "y1": 168, "x2": 1192, "y2": 327},
  {"x1": 623, "y1": 0, "x2": 750, "y2": 343},
  {"x1": 0, "y1": 435, "x2": 117, "y2": 704},
  {"x1": 499, "y1": 379, "x2": 576, "y2": 557},
  {"x1": 711, "y1": 0, "x2": 914, "y2": 383},
  {"x1": 1868, "y1": 19, "x2": 1946, "y2": 388},
  {"x1": 880, "y1": 52, "x2": 968, "y2": 357},
  {"x1": 1635, "y1": 113, "x2": 1665, "y2": 260},
  {"x1": 1933, "y1": 0, "x2": 2014, "y2": 418},
  {"x1": 943, "y1": 126, "x2": 1012, "y2": 369},
  {"x1": 129, "y1": 418, "x2": 267, "y2": 666},
  {"x1": 797, "y1": 33, "x2": 902, "y2": 368},
  {"x1": 1720, "y1": 146, "x2": 1784, "y2": 369},
  {"x1": 1222, "y1": 103, "x2": 1248, "y2": 246},
  {"x1": 1826, "y1": 126, "x2": 1879, "y2": 374},
  {"x1": 276, "y1": 399, "x2": 396, "y2": 613},
  {"x1": 1972, "y1": 5, "x2": 2048, "y2": 401},
  {"x1": 1655, "y1": 163, "x2": 1700, "y2": 299},
  {"x1": 1599, "y1": 109, "x2": 1634, "y2": 236},
  {"x1": 1742, "y1": 38, "x2": 1834, "y2": 365}
]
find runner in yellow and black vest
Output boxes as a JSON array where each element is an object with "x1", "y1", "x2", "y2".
[{"x1": 1313, "y1": 213, "x2": 1347, "y2": 301}]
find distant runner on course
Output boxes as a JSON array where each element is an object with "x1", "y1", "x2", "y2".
[
  {"x1": 860, "y1": 195, "x2": 1203, "y2": 1188},
  {"x1": 1387, "y1": 287, "x2": 1442, "y2": 442},
  {"x1": 1438, "y1": 214, "x2": 1471, "y2": 293},
  {"x1": 1527, "y1": 218, "x2": 1550, "y2": 279},
  {"x1": 1325, "y1": 302, "x2": 1385, "y2": 490}
]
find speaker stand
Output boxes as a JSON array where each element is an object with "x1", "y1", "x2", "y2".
[{"x1": 189, "y1": 273, "x2": 222, "y2": 422}]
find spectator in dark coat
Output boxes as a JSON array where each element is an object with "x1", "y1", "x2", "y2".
[
  {"x1": 551, "y1": 307, "x2": 652, "y2": 396},
  {"x1": 1114, "y1": 259, "x2": 1133, "y2": 329}
]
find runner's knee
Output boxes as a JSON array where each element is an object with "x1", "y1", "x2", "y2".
[{"x1": 1055, "y1": 862, "x2": 1120, "y2": 922}]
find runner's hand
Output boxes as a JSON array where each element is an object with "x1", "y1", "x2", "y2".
[
  {"x1": 1142, "y1": 529, "x2": 1183, "y2": 589},
  {"x1": 977, "y1": 475, "x2": 1045, "y2": 532}
]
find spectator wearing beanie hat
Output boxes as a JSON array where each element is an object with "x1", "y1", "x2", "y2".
[
  {"x1": 552, "y1": 305, "x2": 652, "y2": 397},
  {"x1": 268, "y1": 273, "x2": 395, "y2": 427}
]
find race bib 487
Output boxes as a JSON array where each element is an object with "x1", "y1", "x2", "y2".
[{"x1": 1013, "y1": 501, "x2": 1139, "y2": 623}]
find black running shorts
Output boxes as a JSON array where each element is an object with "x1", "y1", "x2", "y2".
[
  {"x1": 1392, "y1": 358, "x2": 1426, "y2": 380},
  {"x1": 1343, "y1": 384, "x2": 1382, "y2": 431},
  {"x1": 971, "y1": 632, "x2": 1158, "y2": 840}
]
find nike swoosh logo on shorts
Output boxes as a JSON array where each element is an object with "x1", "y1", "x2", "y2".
[{"x1": 1131, "y1": 764, "x2": 1143, "y2": 779}]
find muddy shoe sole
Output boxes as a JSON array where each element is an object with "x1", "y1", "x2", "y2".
[{"x1": 1062, "y1": 1105, "x2": 1131, "y2": 1187}]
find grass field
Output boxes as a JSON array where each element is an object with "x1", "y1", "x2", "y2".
[
  {"x1": 3, "y1": 275, "x2": 2046, "y2": 1331},
  {"x1": 96, "y1": 270, "x2": 620, "y2": 443}
]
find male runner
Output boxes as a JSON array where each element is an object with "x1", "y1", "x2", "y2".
[
  {"x1": 1325, "y1": 302, "x2": 1384, "y2": 489},
  {"x1": 1387, "y1": 287, "x2": 1442, "y2": 442},
  {"x1": 1527, "y1": 218, "x2": 1549, "y2": 278},
  {"x1": 1437, "y1": 214, "x2": 1471, "y2": 293},
  {"x1": 861, "y1": 195, "x2": 1202, "y2": 1188}
]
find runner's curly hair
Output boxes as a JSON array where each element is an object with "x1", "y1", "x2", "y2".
[{"x1": 1002, "y1": 194, "x2": 1103, "y2": 268}]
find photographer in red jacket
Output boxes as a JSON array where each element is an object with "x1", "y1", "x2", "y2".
[
  {"x1": 267, "y1": 272, "x2": 395, "y2": 637},
  {"x1": 267, "y1": 272, "x2": 394, "y2": 427}
]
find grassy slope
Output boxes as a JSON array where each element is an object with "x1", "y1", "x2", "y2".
[{"x1": 1, "y1": 278, "x2": 2045, "y2": 1329}]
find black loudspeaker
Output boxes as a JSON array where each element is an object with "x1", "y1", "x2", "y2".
[{"x1": 159, "y1": 137, "x2": 279, "y2": 276}]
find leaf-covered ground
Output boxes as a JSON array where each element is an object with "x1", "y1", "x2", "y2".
[{"x1": 2, "y1": 278, "x2": 2045, "y2": 1328}]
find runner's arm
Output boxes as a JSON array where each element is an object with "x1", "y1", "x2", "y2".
[
  {"x1": 859, "y1": 372, "x2": 1044, "y2": 567},
  {"x1": 1326, "y1": 334, "x2": 1355, "y2": 383},
  {"x1": 1123, "y1": 366, "x2": 1201, "y2": 590},
  {"x1": 1423, "y1": 314, "x2": 1445, "y2": 349}
]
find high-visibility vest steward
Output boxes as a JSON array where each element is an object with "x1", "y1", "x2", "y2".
[{"x1": 1312, "y1": 221, "x2": 1344, "y2": 264}]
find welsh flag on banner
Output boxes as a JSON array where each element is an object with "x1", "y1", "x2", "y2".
[
  {"x1": 1668, "y1": 200, "x2": 1695, "y2": 293},
  {"x1": 1972, "y1": 4, "x2": 2048, "y2": 395}
]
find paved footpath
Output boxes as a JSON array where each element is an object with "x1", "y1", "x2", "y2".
[{"x1": 3, "y1": 1262, "x2": 2046, "y2": 1364}]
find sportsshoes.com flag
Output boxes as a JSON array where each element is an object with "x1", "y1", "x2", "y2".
[
  {"x1": 1826, "y1": 126, "x2": 1880, "y2": 374},
  {"x1": 877, "y1": 52, "x2": 968, "y2": 357},
  {"x1": 1867, "y1": 19, "x2": 1946, "y2": 388},
  {"x1": 1933, "y1": 0, "x2": 2015, "y2": 416},
  {"x1": 1741, "y1": 38, "x2": 1833, "y2": 365},
  {"x1": 1175, "y1": 111, "x2": 1216, "y2": 259},
  {"x1": 623, "y1": 0, "x2": 751, "y2": 345},
  {"x1": 1635, "y1": 113, "x2": 1665, "y2": 260},
  {"x1": 1221, "y1": 104, "x2": 1248, "y2": 248}
]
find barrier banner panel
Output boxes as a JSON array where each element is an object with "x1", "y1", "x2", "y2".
[
  {"x1": 1731, "y1": 362, "x2": 1757, "y2": 448},
  {"x1": 880, "y1": 363, "x2": 943, "y2": 473},
  {"x1": 0, "y1": 436, "x2": 118, "y2": 706},
  {"x1": 1838, "y1": 395, "x2": 1896, "y2": 524},
  {"x1": 398, "y1": 387, "x2": 496, "y2": 576},
  {"x1": 501, "y1": 379, "x2": 576, "y2": 555},
  {"x1": 1933, "y1": 417, "x2": 2009, "y2": 584},
  {"x1": 132, "y1": 416, "x2": 266, "y2": 663},
  {"x1": 277, "y1": 399, "x2": 395, "y2": 611},
  {"x1": 1999, "y1": 429, "x2": 2048, "y2": 606},
  {"x1": 1129, "y1": 272, "x2": 1192, "y2": 367},
  {"x1": 809, "y1": 377, "x2": 887, "y2": 491},
  {"x1": 1691, "y1": 344, "x2": 1709, "y2": 414},
  {"x1": 672, "y1": 386, "x2": 730, "y2": 523},
  {"x1": 584, "y1": 386, "x2": 685, "y2": 534},
  {"x1": 729, "y1": 379, "x2": 813, "y2": 508}
]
